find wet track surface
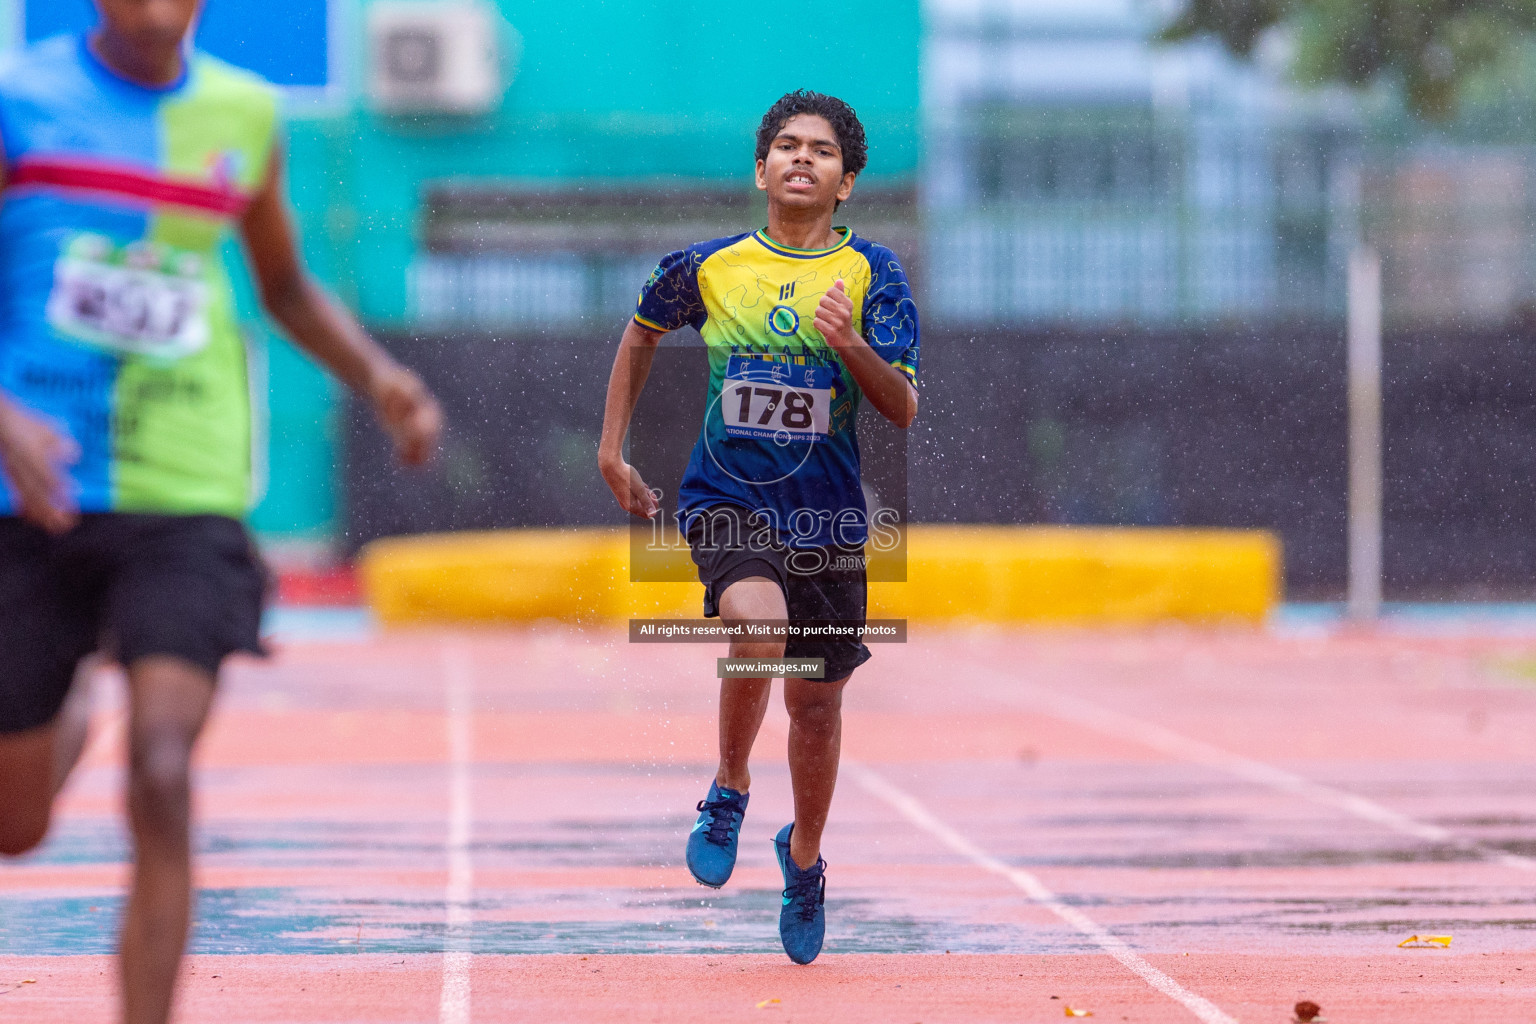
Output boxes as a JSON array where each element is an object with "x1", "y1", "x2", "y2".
[{"x1": 4, "y1": 621, "x2": 1536, "y2": 1020}]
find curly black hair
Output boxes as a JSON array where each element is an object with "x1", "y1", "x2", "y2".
[{"x1": 754, "y1": 90, "x2": 868, "y2": 177}]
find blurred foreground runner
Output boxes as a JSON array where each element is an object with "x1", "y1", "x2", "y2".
[
  {"x1": 599, "y1": 90, "x2": 920, "y2": 964},
  {"x1": 0, "y1": 2, "x2": 440, "y2": 1021}
]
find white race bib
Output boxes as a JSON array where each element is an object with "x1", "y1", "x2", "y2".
[
  {"x1": 721, "y1": 354, "x2": 834, "y2": 444},
  {"x1": 46, "y1": 234, "x2": 209, "y2": 360}
]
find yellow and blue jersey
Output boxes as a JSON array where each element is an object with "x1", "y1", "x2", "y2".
[{"x1": 635, "y1": 227, "x2": 919, "y2": 548}]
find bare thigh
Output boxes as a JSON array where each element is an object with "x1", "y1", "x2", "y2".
[{"x1": 0, "y1": 722, "x2": 58, "y2": 855}]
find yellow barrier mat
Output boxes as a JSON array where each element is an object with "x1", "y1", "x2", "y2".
[{"x1": 359, "y1": 525, "x2": 1279, "y2": 626}]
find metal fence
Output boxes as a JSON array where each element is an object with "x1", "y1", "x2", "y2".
[
  {"x1": 922, "y1": 204, "x2": 1342, "y2": 324},
  {"x1": 410, "y1": 253, "x2": 659, "y2": 327},
  {"x1": 924, "y1": 131, "x2": 1536, "y2": 329},
  {"x1": 923, "y1": 111, "x2": 1354, "y2": 325},
  {"x1": 403, "y1": 182, "x2": 920, "y2": 329}
]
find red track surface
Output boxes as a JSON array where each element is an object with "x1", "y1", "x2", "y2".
[{"x1": 5, "y1": 623, "x2": 1536, "y2": 1021}]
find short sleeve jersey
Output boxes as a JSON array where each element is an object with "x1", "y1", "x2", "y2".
[
  {"x1": 0, "y1": 35, "x2": 279, "y2": 517},
  {"x1": 635, "y1": 228, "x2": 919, "y2": 548}
]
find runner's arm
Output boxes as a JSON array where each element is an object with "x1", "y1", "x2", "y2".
[
  {"x1": 597, "y1": 319, "x2": 665, "y2": 518},
  {"x1": 0, "y1": 141, "x2": 68, "y2": 530},
  {"x1": 813, "y1": 281, "x2": 918, "y2": 428},
  {"x1": 239, "y1": 145, "x2": 442, "y2": 467},
  {"x1": 0, "y1": 390, "x2": 79, "y2": 534}
]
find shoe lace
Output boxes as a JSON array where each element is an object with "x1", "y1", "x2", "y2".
[
  {"x1": 783, "y1": 859, "x2": 826, "y2": 922},
  {"x1": 695, "y1": 794, "x2": 744, "y2": 847}
]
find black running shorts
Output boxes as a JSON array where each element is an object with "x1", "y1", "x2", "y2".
[
  {"x1": 0, "y1": 513, "x2": 269, "y2": 735},
  {"x1": 684, "y1": 503, "x2": 872, "y2": 681}
]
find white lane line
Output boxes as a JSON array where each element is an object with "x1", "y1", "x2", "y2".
[
  {"x1": 846, "y1": 760, "x2": 1238, "y2": 1024},
  {"x1": 439, "y1": 643, "x2": 475, "y2": 1024},
  {"x1": 973, "y1": 662, "x2": 1536, "y2": 873}
]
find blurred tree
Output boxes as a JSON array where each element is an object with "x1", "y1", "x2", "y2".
[{"x1": 1162, "y1": 0, "x2": 1536, "y2": 119}]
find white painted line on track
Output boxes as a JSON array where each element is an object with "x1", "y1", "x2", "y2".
[
  {"x1": 974, "y1": 663, "x2": 1536, "y2": 873},
  {"x1": 846, "y1": 760, "x2": 1239, "y2": 1024},
  {"x1": 439, "y1": 643, "x2": 475, "y2": 1024}
]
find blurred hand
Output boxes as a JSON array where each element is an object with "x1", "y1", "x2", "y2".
[
  {"x1": 598, "y1": 454, "x2": 659, "y2": 519},
  {"x1": 370, "y1": 365, "x2": 442, "y2": 467},
  {"x1": 0, "y1": 400, "x2": 79, "y2": 534},
  {"x1": 813, "y1": 278, "x2": 859, "y2": 349}
]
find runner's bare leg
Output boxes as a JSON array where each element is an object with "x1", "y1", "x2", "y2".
[
  {"x1": 0, "y1": 655, "x2": 104, "y2": 855},
  {"x1": 120, "y1": 655, "x2": 217, "y2": 1024},
  {"x1": 714, "y1": 578, "x2": 788, "y2": 793},
  {"x1": 0, "y1": 724, "x2": 57, "y2": 855},
  {"x1": 783, "y1": 674, "x2": 849, "y2": 870}
]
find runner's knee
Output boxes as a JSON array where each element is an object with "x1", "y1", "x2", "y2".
[
  {"x1": 0, "y1": 806, "x2": 50, "y2": 856},
  {"x1": 729, "y1": 638, "x2": 787, "y2": 660},
  {"x1": 786, "y1": 692, "x2": 841, "y2": 736},
  {"x1": 0, "y1": 724, "x2": 63, "y2": 855},
  {"x1": 128, "y1": 732, "x2": 194, "y2": 834}
]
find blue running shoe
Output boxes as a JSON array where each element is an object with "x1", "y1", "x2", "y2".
[
  {"x1": 685, "y1": 781, "x2": 749, "y2": 888},
  {"x1": 772, "y1": 823, "x2": 826, "y2": 964}
]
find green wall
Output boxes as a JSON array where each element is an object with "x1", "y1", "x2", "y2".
[{"x1": 307, "y1": 0, "x2": 920, "y2": 326}]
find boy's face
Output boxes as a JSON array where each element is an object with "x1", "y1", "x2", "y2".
[
  {"x1": 93, "y1": 0, "x2": 202, "y2": 54},
  {"x1": 756, "y1": 113, "x2": 857, "y2": 212}
]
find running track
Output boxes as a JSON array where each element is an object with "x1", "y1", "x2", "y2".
[{"x1": 4, "y1": 615, "x2": 1536, "y2": 1021}]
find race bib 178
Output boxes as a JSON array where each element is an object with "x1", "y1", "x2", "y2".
[
  {"x1": 45, "y1": 234, "x2": 210, "y2": 360},
  {"x1": 721, "y1": 354, "x2": 834, "y2": 444}
]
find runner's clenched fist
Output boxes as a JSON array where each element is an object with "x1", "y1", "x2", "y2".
[{"x1": 813, "y1": 279, "x2": 858, "y2": 349}]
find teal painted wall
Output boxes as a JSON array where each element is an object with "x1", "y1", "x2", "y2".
[{"x1": 316, "y1": 0, "x2": 921, "y2": 327}]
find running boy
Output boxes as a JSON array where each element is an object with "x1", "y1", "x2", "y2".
[
  {"x1": 598, "y1": 90, "x2": 919, "y2": 964},
  {"x1": 0, "y1": 2, "x2": 440, "y2": 1022}
]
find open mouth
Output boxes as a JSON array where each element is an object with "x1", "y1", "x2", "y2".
[{"x1": 785, "y1": 172, "x2": 816, "y2": 189}]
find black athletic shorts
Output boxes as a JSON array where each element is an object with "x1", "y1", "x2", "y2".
[
  {"x1": 684, "y1": 503, "x2": 872, "y2": 681},
  {"x1": 0, "y1": 513, "x2": 269, "y2": 735}
]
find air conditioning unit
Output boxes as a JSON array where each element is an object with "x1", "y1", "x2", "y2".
[{"x1": 368, "y1": 1, "x2": 503, "y2": 115}]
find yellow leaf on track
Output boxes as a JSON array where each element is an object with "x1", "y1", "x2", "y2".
[
  {"x1": 1398, "y1": 934, "x2": 1453, "y2": 948},
  {"x1": 1064, "y1": 1007, "x2": 1093, "y2": 1017}
]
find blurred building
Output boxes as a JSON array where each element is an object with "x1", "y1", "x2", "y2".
[
  {"x1": 1362, "y1": 148, "x2": 1536, "y2": 326},
  {"x1": 923, "y1": 0, "x2": 1354, "y2": 325}
]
